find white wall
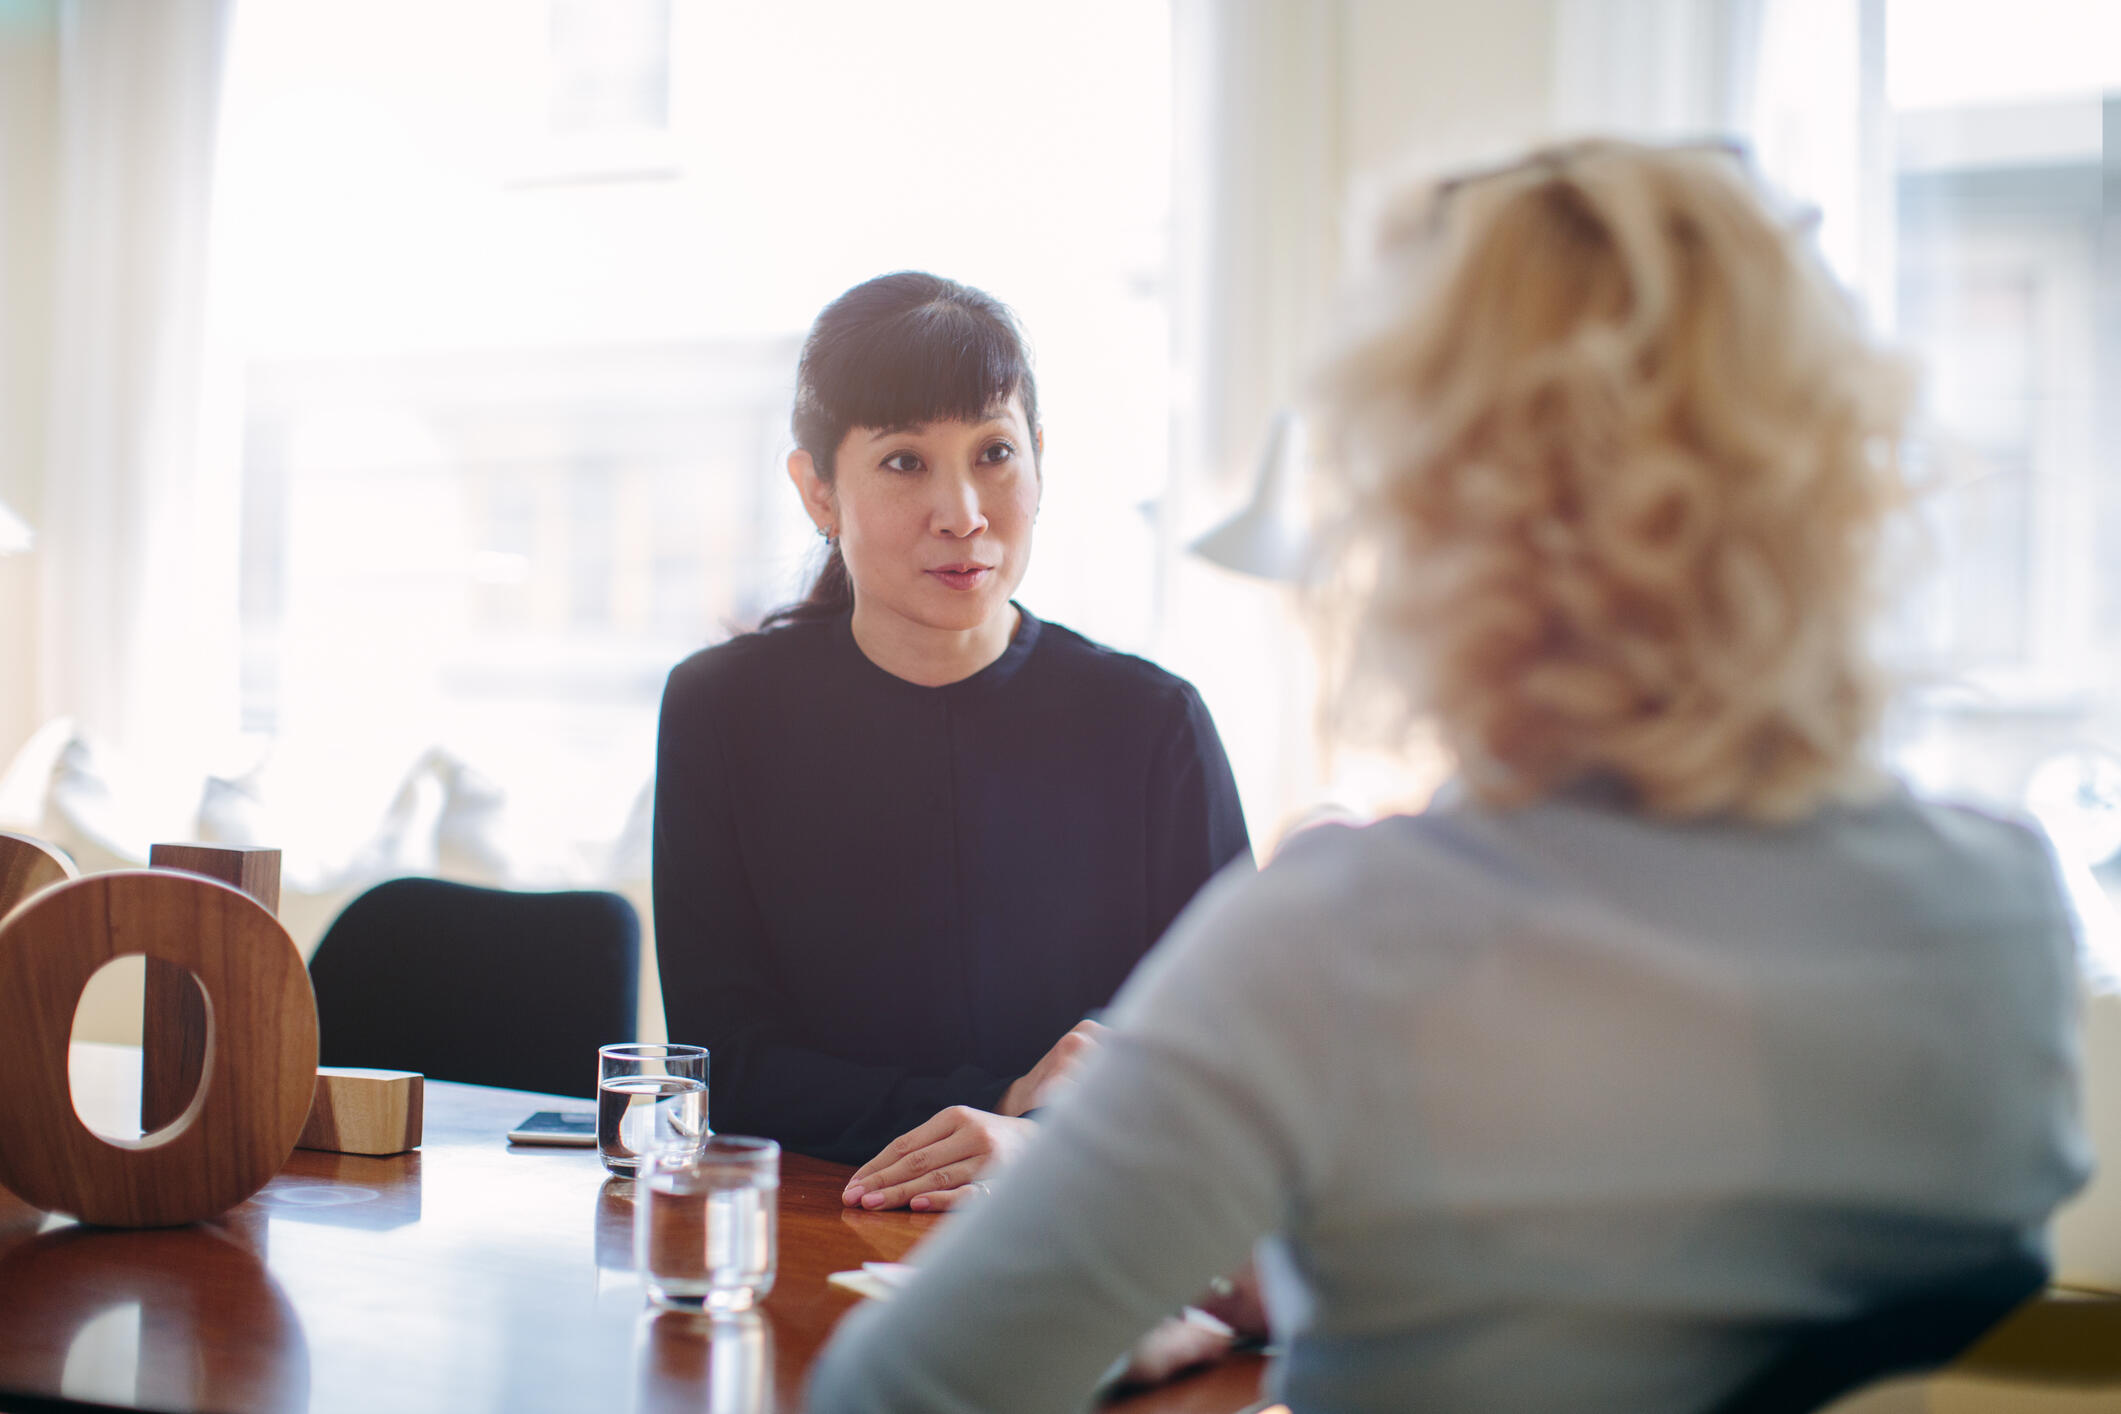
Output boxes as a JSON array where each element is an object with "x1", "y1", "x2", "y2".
[
  {"x1": 1161, "y1": 0, "x2": 1566, "y2": 847},
  {"x1": 1344, "y1": 0, "x2": 1560, "y2": 183}
]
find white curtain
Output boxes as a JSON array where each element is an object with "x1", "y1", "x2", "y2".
[
  {"x1": 1551, "y1": 0, "x2": 1766, "y2": 141},
  {"x1": 1553, "y1": 0, "x2": 1891, "y2": 311},
  {"x1": 36, "y1": 0, "x2": 236, "y2": 837},
  {"x1": 1167, "y1": 0, "x2": 1345, "y2": 519},
  {"x1": 1160, "y1": 0, "x2": 1349, "y2": 846},
  {"x1": 1743, "y1": 0, "x2": 1892, "y2": 312}
]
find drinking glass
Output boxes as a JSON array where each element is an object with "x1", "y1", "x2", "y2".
[
  {"x1": 636, "y1": 1135, "x2": 779, "y2": 1312},
  {"x1": 598, "y1": 1043, "x2": 708, "y2": 1176}
]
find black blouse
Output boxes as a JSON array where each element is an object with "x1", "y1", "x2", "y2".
[{"x1": 651, "y1": 606, "x2": 1251, "y2": 1163}]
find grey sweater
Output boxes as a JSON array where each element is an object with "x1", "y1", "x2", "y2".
[{"x1": 808, "y1": 783, "x2": 2091, "y2": 1413}]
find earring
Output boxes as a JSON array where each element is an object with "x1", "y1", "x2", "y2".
[{"x1": 818, "y1": 525, "x2": 838, "y2": 546}]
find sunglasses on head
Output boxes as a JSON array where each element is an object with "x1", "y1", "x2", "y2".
[{"x1": 1419, "y1": 137, "x2": 1761, "y2": 238}]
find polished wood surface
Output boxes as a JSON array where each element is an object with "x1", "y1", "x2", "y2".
[
  {"x1": 296, "y1": 1068, "x2": 424, "y2": 1157},
  {"x1": 0, "y1": 829, "x2": 76, "y2": 920},
  {"x1": 143, "y1": 844, "x2": 284, "y2": 1133},
  {"x1": 0, "y1": 875, "x2": 318, "y2": 1227},
  {"x1": 0, "y1": 1044, "x2": 1266, "y2": 1413}
]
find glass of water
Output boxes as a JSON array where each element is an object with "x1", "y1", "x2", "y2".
[
  {"x1": 636, "y1": 1135, "x2": 779, "y2": 1312},
  {"x1": 598, "y1": 1043, "x2": 708, "y2": 1177}
]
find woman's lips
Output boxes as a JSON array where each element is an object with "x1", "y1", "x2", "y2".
[{"x1": 927, "y1": 566, "x2": 993, "y2": 591}]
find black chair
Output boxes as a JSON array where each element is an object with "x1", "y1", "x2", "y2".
[
  {"x1": 308, "y1": 877, "x2": 640, "y2": 1100},
  {"x1": 1703, "y1": 1251, "x2": 2048, "y2": 1414}
]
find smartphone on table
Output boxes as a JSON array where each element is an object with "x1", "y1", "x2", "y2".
[{"x1": 508, "y1": 1111, "x2": 597, "y2": 1147}]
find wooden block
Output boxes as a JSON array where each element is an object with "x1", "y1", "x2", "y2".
[
  {"x1": 297, "y1": 1068, "x2": 424, "y2": 1157},
  {"x1": 0, "y1": 870, "x2": 318, "y2": 1227},
  {"x1": 0, "y1": 832, "x2": 77, "y2": 922},
  {"x1": 143, "y1": 844, "x2": 283, "y2": 1134},
  {"x1": 140, "y1": 955, "x2": 212, "y2": 1135},
  {"x1": 146, "y1": 843, "x2": 282, "y2": 914}
]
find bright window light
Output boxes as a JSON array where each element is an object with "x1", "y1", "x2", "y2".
[{"x1": 210, "y1": 0, "x2": 1172, "y2": 878}]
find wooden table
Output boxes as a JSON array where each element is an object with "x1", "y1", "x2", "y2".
[{"x1": 0, "y1": 1045, "x2": 1266, "y2": 1413}]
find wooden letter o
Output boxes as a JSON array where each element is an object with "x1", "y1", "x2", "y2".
[
  {"x1": 0, "y1": 831, "x2": 77, "y2": 921},
  {"x1": 0, "y1": 871, "x2": 319, "y2": 1228}
]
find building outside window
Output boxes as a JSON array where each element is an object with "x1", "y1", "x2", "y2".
[{"x1": 1872, "y1": 3, "x2": 2121, "y2": 894}]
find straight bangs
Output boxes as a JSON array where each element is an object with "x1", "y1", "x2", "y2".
[
  {"x1": 768, "y1": 270, "x2": 1039, "y2": 626},
  {"x1": 807, "y1": 299, "x2": 1031, "y2": 435}
]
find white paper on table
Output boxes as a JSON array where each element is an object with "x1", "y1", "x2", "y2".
[{"x1": 825, "y1": 1261, "x2": 918, "y2": 1302}]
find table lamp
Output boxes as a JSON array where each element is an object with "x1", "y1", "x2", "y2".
[{"x1": 1187, "y1": 410, "x2": 1310, "y2": 583}]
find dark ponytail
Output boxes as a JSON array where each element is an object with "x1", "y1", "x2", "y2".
[
  {"x1": 784, "y1": 540, "x2": 853, "y2": 624},
  {"x1": 761, "y1": 271, "x2": 1039, "y2": 629}
]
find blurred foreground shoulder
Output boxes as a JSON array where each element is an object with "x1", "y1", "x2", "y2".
[
  {"x1": 1894, "y1": 791, "x2": 2077, "y2": 937},
  {"x1": 1918, "y1": 794, "x2": 2071, "y2": 883}
]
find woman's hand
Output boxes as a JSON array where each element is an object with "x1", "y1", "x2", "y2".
[
  {"x1": 1113, "y1": 1311, "x2": 1237, "y2": 1389},
  {"x1": 998, "y1": 1018, "x2": 1108, "y2": 1117},
  {"x1": 1109, "y1": 1265, "x2": 1265, "y2": 1391},
  {"x1": 1194, "y1": 1261, "x2": 1270, "y2": 1341},
  {"x1": 842, "y1": 1107, "x2": 1035, "y2": 1212}
]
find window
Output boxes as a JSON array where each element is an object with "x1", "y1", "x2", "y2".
[
  {"x1": 212, "y1": 0, "x2": 1173, "y2": 875},
  {"x1": 1870, "y1": 5, "x2": 2121, "y2": 883},
  {"x1": 547, "y1": 0, "x2": 671, "y2": 140}
]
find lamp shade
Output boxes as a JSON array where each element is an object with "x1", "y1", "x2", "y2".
[
  {"x1": 1187, "y1": 410, "x2": 1311, "y2": 583},
  {"x1": 0, "y1": 499, "x2": 30, "y2": 556}
]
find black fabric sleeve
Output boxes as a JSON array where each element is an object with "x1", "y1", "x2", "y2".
[
  {"x1": 652, "y1": 665, "x2": 1013, "y2": 1166},
  {"x1": 1143, "y1": 682, "x2": 1253, "y2": 952}
]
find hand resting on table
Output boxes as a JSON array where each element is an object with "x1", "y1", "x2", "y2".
[
  {"x1": 842, "y1": 1106, "x2": 1035, "y2": 1212},
  {"x1": 843, "y1": 1019, "x2": 1108, "y2": 1212}
]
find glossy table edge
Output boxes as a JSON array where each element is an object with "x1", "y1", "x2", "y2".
[{"x1": 0, "y1": 1045, "x2": 1265, "y2": 1414}]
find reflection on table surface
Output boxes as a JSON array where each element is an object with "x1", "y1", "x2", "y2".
[
  {"x1": 636, "y1": 1309, "x2": 772, "y2": 1414},
  {"x1": 0, "y1": 1044, "x2": 1264, "y2": 1413},
  {"x1": 0, "y1": 1216, "x2": 308, "y2": 1411}
]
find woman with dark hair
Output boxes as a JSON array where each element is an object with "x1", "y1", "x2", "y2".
[{"x1": 652, "y1": 272, "x2": 1250, "y2": 1207}]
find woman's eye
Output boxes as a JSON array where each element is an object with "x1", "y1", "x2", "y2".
[
  {"x1": 882, "y1": 452, "x2": 923, "y2": 474},
  {"x1": 980, "y1": 442, "x2": 1016, "y2": 465}
]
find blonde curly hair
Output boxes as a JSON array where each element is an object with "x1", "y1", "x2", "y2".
[{"x1": 1312, "y1": 140, "x2": 1914, "y2": 822}]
